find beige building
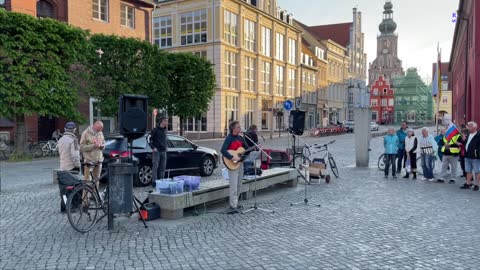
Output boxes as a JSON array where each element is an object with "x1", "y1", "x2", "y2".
[
  {"x1": 153, "y1": 0, "x2": 301, "y2": 138},
  {"x1": 323, "y1": 39, "x2": 350, "y2": 123},
  {"x1": 299, "y1": 42, "x2": 319, "y2": 129}
]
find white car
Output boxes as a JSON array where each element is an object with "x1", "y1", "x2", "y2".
[{"x1": 370, "y1": 122, "x2": 379, "y2": 131}]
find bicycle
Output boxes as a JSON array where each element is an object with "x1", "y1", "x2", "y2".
[
  {"x1": 33, "y1": 138, "x2": 59, "y2": 157},
  {"x1": 301, "y1": 140, "x2": 339, "y2": 178},
  {"x1": 377, "y1": 153, "x2": 436, "y2": 175},
  {"x1": 66, "y1": 161, "x2": 108, "y2": 233}
]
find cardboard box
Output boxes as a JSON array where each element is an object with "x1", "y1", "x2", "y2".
[{"x1": 309, "y1": 163, "x2": 325, "y2": 176}]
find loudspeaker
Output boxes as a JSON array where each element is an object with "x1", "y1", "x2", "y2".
[
  {"x1": 289, "y1": 110, "x2": 305, "y2": 135},
  {"x1": 119, "y1": 94, "x2": 148, "y2": 140}
]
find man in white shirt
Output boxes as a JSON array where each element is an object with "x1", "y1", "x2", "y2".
[{"x1": 460, "y1": 121, "x2": 480, "y2": 190}]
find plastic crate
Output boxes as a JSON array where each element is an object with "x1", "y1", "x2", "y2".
[{"x1": 174, "y1": 175, "x2": 201, "y2": 191}]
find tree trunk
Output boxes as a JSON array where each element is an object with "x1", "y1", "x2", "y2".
[
  {"x1": 179, "y1": 117, "x2": 184, "y2": 136},
  {"x1": 14, "y1": 115, "x2": 26, "y2": 154}
]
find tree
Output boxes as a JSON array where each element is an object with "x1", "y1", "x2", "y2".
[
  {"x1": 0, "y1": 10, "x2": 90, "y2": 153},
  {"x1": 87, "y1": 34, "x2": 170, "y2": 117},
  {"x1": 164, "y1": 53, "x2": 216, "y2": 135}
]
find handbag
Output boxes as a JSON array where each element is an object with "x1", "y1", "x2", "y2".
[{"x1": 405, "y1": 158, "x2": 411, "y2": 173}]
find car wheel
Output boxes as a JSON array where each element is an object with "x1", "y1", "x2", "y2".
[
  {"x1": 200, "y1": 156, "x2": 215, "y2": 176},
  {"x1": 135, "y1": 163, "x2": 152, "y2": 187}
]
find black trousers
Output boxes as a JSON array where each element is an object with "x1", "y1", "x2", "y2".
[
  {"x1": 397, "y1": 149, "x2": 406, "y2": 173},
  {"x1": 460, "y1": 155, "x2": 466, "y2": 177}
]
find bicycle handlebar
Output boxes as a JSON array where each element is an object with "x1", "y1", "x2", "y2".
[{"x1": 313, "y1": 140, "x2": 336, "y2": 149}]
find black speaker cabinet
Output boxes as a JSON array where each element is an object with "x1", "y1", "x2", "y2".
[
  {"x1": 119, "y1": 94, "x2": 148, "y2": 140},
  {"x1": 289, "y1": 110, "x2": 305, "y2": 135}
]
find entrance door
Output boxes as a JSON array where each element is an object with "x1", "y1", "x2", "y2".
[{"x1": 38, "y1": 116, "x2": 56, "y2": 141}]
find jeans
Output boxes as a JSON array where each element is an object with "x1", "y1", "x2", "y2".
[
  {"x1": 152, "y1": 151, "x2": 167, "y2": 182},
  {"x1": 384, "y1": 154, "x2": 397, "y2": 176},
  {"x1": 397, "y1": 149, "x2": 406, "y2": 173},
  {"x1": 421, "y1": 153, "x2": 435, "y2": 179}
]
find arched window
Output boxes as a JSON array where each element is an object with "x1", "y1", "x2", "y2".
[{"x1": 37, "y1": 0, "x2": 55, "y2": 18}]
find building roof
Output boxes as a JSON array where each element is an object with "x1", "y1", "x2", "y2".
[
  {"x1": 0, "y1": 118, "x2": 15, "y2": 128},
  {"x1": 306, "y1": 22, "x2": 352, "y2": 48},
  {"x1": 132, "y1": 0, "x2": 155, "y2": 7}
]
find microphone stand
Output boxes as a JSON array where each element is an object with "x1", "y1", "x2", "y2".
[
  {"x1": 289, "y1": 131, "x2": 321, "y2": 208},
  {"x1": 241, "y1": 132, "x2": 275, "y2": 214}
]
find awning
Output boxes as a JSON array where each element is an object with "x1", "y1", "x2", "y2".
[{"x1": 0, "y1": 118, "x2": 15, "y2": 128}]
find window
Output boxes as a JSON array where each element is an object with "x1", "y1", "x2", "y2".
[
  {"x1": 244, "y1": 98, "x2": 255, "y2": 128},
  {"x1": 442, "y1": 96, "x2": 448, "y2": 104},
  {"x1": 442, "y1": 81, "x2": 448, "y2": 91},
  {"x1": 180, "y1": 9, "x2": 207, "y2": 45},
  {"x1": 381, "y1": 99, "x2": 387, "y2": 106},
  {"x1": 371, "y1": 99, "x2": 378, "y2": 106},
  {"x1": 348, "y1": 92, "x2": 353, "y2": 103},
  {"x1": 373, "y1": 88, "x2": 378, "y2": 95},
  {"x1": 407, "y1": 112, "x2": 415, "y2": 122},
  {"x1": 371, "y1": 111, "x2": 378, "y2": 121},
  {"x1": 37, "y1": 0, "x2": 55, "y2": 18},
  {"x1": 92, "y1": 0, "x2": 108, "y2": 22},
  {"x1": 193, "y1": 51, "x2": 207, "y2": 58},
  {"x1": 261, "y1": 111, "x2": 269, "y2": 130},
  {"x1": 261, "y1": 27, "x2": 271, "y2": 57},
  {"x1": 275, "y1": 66, "x2": 284, "y2": 95},
  {"x1": 288, "y1": 69, "x2": 295, "y2": 97},
  {"x1": 225, "y1": 96, "x2": 239, "y2": 123},
  {"x1": 153, "y1": 16, "x2": 172, "y2": 48},
  {"x1": 244, "y1": 19, "x2": 256, "y2": 51},
  {"x1": 275, "y1": 32, "x2": 284, "y2": 61},
  {"x1": 261, "y1": 61, "x2": 271, "y2": 93},
  {"x1": 120, "y1": 4, "x2": 135, "y2": 28},
  {"x1": 169, "y1": 136, "x2": 192, "y2": 148},
  {"x1": 302, "y1": 72, "x2": 305, "y2": 83},
  {"x1": 225, "y1": 51, "x2": 237, "y2": 89},
  {"x1": 383, "y1": 88, "x2": 387, "y2": 94},
  {"x1": 224, "y1": 10, "x2": 238, "y2": 46},
  {"x1": 244, "y1": 56, "x2": 255, "y2": 92},
  {"x1": 388, "y1": 98, "x2": 394, "y2": 106},
  {"x1": 315, "y1": 47, "x2": 324, "y2": 60},
  {"x1": 288, "y1": 38, "x2": 296, "y2": 64},
  {"x1": 181, "y1": 114, "x2": 207, "y2": 132}
]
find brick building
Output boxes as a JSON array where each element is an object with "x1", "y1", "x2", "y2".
[
  {"x1": 449, "y1": 0, "x2": 480, "y2": 125},
  {"x1": 0, "y1": 0, "x2": 154, "y2": 142},
  {"x1": 370, "y1": 75, "x2": 394, "y2": 125}
]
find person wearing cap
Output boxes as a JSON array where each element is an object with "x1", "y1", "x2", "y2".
[
  {"x1": 58, "y1": 122, "x2": 81, "y2": 171},
  {"x1": 80, "y1": 121, "x2": 105, "y2": 184}
]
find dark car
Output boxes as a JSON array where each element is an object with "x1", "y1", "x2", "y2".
[{"x1": 101, "y1": 134, "x2": 218, "y2": 186}]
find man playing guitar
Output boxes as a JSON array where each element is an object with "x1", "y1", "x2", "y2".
[{"x1": 221, "y1": 121, "x2": 248, "y2": 214}]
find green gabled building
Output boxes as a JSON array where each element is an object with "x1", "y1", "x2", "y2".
[{"x1": 392, "y1": 68, "x2": 433, "y2": 125}]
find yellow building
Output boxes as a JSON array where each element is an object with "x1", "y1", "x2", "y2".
[
  {"x1": 323, "y1": 39, "x2": 350, "y2": 123},
  {"x1": 153, "y1": 0, "x2": 301, "y2": 138},
  {"x1": 299, "y1": 42, "x2": 319, "y2": 130},
  {"x1": 433, "y1": 90, "x2": 453, "y2": 124}
]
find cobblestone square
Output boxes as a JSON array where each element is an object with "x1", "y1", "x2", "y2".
[{"x1": 1, "y1": 129, "x2": 480, "y2": 269}]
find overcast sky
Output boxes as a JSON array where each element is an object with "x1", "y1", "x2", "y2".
[{"x1": 280, "y1": 0, "x2": 459, "y2": 83}]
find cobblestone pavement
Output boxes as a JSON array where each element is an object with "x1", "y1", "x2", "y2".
[{"x1": 2, "y1": 128, "x2": 480, "y2": 270}]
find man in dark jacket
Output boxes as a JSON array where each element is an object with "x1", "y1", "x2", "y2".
[
  {"x1": 149, "y1": 117, "x2": 168, "y2": 185},
  {"x1": 460, "y1": 121, "x2": 480, "y2": 190},
  {"x1": 396, "y1": 121, "x2": 408, "y2": 174}
]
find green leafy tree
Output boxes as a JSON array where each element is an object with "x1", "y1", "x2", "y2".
[
  {"x1": 0, "y1": 10, "x2": 90, "y2": 153},
  {"x1": 164, "y1": 53, "x2": 216, "y2": 135},
  {"x1": 87, "y1": 34, "x2": 170, "y2": 117}
]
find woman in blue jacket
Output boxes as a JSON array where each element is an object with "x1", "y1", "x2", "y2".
[{"x1": 384, "y1": 127, "x2": 400, "y2": 178}]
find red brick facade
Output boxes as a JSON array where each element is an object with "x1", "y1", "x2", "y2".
[
  {"x1": 2, "y1": 0, "x2": 153, "y2": 142},
  {"x1": 370, "y1": 75, "x2": 395, "y2": 125}
]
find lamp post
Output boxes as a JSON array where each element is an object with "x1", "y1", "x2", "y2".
[{"x1": 95, "y1": 48, "x2": 104, "y2": 123}]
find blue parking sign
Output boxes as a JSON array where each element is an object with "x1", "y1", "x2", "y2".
[{"x1": 283, "y1": 100, "x2": 293, "y2": 111}]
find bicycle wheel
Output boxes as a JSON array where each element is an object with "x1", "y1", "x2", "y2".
[
  {"x1": 31, "y1": 143, "x2": 44, "y2": 158},
  {"x1": 66, "y1": 185, "x2": 99, "y2": 233},
  {"x1": 328, "y1": 154, "x2": 339, "y2": 178},
  {"x1": 378, "y1": 154, "x2": 386, "y2": 170}
]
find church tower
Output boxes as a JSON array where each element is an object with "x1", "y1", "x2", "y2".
[{"x1": 368, "y1": 1, "x2": 404, "y2": 86}]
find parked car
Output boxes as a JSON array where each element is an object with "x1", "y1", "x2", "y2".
[
  {"x1": 370, "y1": 122, "x2": 380, "y2": 131},
  {"x1": 343, "y1": 121, "x2": 355, "y2": 133},
  {"x1": 101, "y1": 134, "x2": 219, "y2": 186}
]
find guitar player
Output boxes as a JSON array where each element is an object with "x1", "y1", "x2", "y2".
[{"x1": 221, "y1": 120, "x2": 248, "y2": 214}]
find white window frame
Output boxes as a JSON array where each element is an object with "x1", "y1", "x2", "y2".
[
  {"x1": 275, "y1": 32, "x2": 284, "y2": 61},
  {"x1": 224, "y1": 10, "x2": 238, "y2": 46},
  {"x1": 288, "y1": 38, "x2": 296, "y2": 64},
  {"x1": 225, "y1": 95, "x2": 239, "y2": 123},
  {"x1": 225, "y1": 51, "x2": 237, "y2": 89},
  {"x1": 153, "y1": 16, "x2": 172, "y2": 48},
  {"x1": 180, "y1": 9, "x2": 207, "y2": 46},
  {"x1": 261, "y1": 61, "x2": 271, "y2": 94},
  {"x1": 288, "y1": 69, "x2": 295, "y2": 97},
  {"x1": 275, "y1": 65, "x2": 284, "y2": 96},
  {"x1": 261, "y1": 26, "x2": 271, "y2": 57},
  {"x1": 244, "y1": 56, "x2": 255, "y2": 92},
  {"x1": 371, "y1": 99, "x2": 378, "y2": 106},
  {"x1": 371, "y1": 111, "x2": 378, "y2": 122},
  {"x1": 244, "y1": 19, "x2": 256, "y2": 51},
  {"x1": 381, "y1": 99, "x2": 387, "y2": 106},
  {"x1": 244, "y1": 98, "x2": 255, "y2": 128},
  {"x1": 315, "y1": 47, "x2": 325, "y2": 60},
  {"x1": 92, "y1": 0, "x2": 109, "y2": 22},
  {"x1": 120, "y1": 4, "x2": 135, "y2": 28}
]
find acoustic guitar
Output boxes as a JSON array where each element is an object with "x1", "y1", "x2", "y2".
[{"x1": 222, "y1": 146, "x2": 256, "y2": 171}]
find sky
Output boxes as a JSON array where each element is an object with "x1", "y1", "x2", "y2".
[{"x1": 279, "y1": 0, "x2": 459, "y2": 83}]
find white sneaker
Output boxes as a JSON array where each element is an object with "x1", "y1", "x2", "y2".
[
  {"x1": 421, "y1": 177, "x2": 427, "y2": 180},
  {"x1": 428, "y1": 178, "x2": 436, "y2": 182}
]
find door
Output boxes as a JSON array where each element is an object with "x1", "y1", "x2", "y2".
[{"x1": 167, "y1": 135, "x2": 197, "y2": 172}]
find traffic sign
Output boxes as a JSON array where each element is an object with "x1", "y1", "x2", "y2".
[
  {"x1": 295, "y1": 97, "x2": 302, "y2": 109},
  {"x1": 283, "y1": 100, "x2": 293, "y2": 111}
]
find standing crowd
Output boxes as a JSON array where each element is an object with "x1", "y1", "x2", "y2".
[{"x1": 383, "y1": 121, "x2": 480, "y2": 191}]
